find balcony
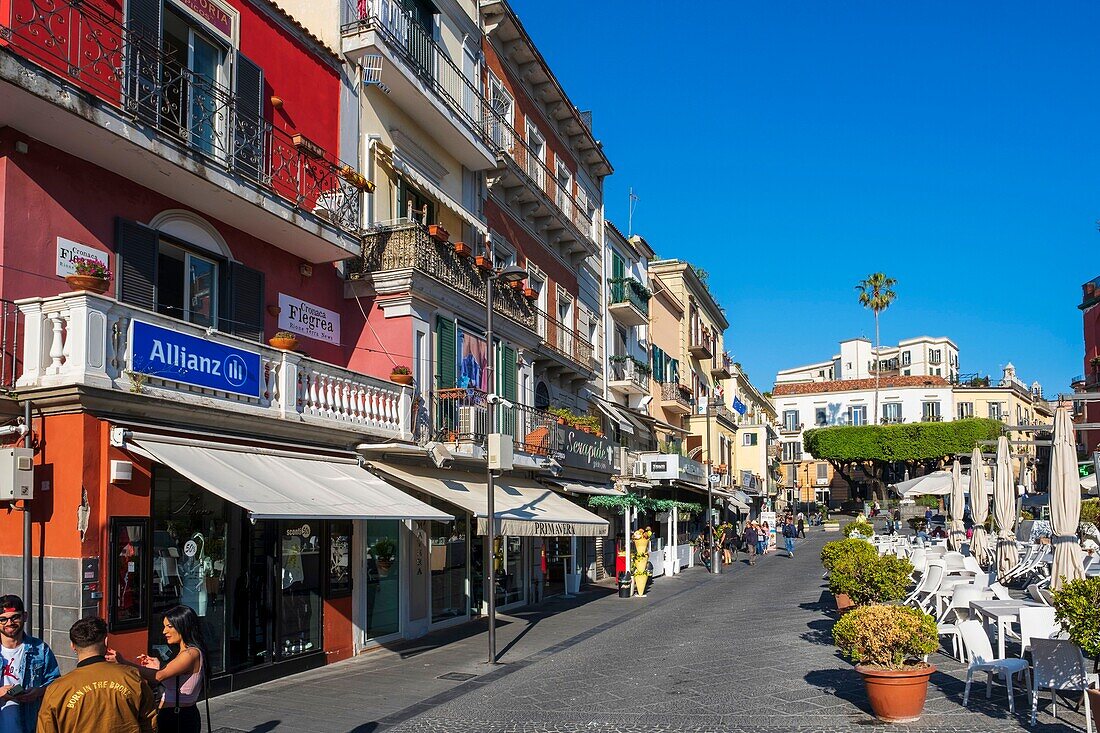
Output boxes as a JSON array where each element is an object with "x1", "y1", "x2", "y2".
[
  {"x1": 660, "y1": 382, "x2": 693, "y2": 415},
  {"x1": 352, "y1": 222, "x2": 535, "y2": 331},
  {"x1": 341, "y1": 0, "x2": 496, "y2": 170},
  {"x1": 533, "y1": 306, "x2": 594, "y2": 375},
  {"x1": 688, "y1": 332, "x2": 714, "y2": 360},
  {"x1": 15, "y1": 291, "x2": 410, "y2": 440},
  {"x1": 1082, "y1": 276, "x2": 1100, "y2": 310},
  {"x1": 921, "y1": 415, "x2": 944, "y2": 423},
  {"x1": 0, "y1": 0, "x2": 363, "y2": 262},
  {"x1": 779, "y1": 423, "x2": 803, "y2": 435},
  {"x1": 427, "y1": 388, "x2": 555, "y2": 456},
  {"x1": 607, "y1": 278, "x2": 650, "y2": 327},
  {"x1": 711, "y1": 353, "x2": 733, "y2": 380},
  {"x1": 711, "y1": 402, "x2": 738, "y2": 427},
  {"x1": 608, "y1": 357, "x2": 650, "y2": 396}
]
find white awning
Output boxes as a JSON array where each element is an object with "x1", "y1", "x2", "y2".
[
  {"x1": 545, "y1": 480, "x2": 623, "y2": 496},
  {"x1": 714, "y1": 489, "x2": 750, "y2": 512},
  {"x1": 592, "y1": 399, "x2": 632, "y2": 435},
  {"x1": 128, "y1": 435, "x2": 451, "y2": 521},
  {"x1": 370, "y1": 462, "x2": 609, "y2": 537},
  {"x1": 391, "y1": 153, "x2": 488, "y2": 236}
]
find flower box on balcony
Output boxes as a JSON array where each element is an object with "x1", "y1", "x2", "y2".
[
  {"x1": 64, "y1": 275, "x2": 110, "y2": 295},
  {"x1": 269, "y1": 332, "x2": 299, "y2": 351},
  {"x1": 453, "y1": 241, "x2": 472, "y2": 258},
  {"x1": 428, "y1": 224, "x2": 449, "y2": 243},
  {"x1": 475, "y1": 255, "x2": 492, "y2": 271},
  {"x1": 509, "y1": 279, "x2": 525, "y2": 290},
  {"x1": 292, "y1": 133, "x2": 325, "y2": 159},
  {"x1": 523, "y1": 288, "x2": 538, "y2": 300},
  {"x1": 339, "y1": 165, "x2": 374, "y2": 192}
]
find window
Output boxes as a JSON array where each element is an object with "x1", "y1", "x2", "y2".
[
  {"x1": 743, "y1": 432, "x2": 758, "y2": 446},
  {"x1": 399, "y1": 177, "x2": 436, "y2": 224},
  {"x1": 526, "y1": 124, "x2": 546, "y2": 187},
  {"x1": 326, "y1": 520, "x2": 352, "y2": 597},
  {"x1": 882, "y1": 403, "x2": 902, "y2": 423},
  {"x1": 902, "y1": 369, "x2": 910, "y2": 376},
  {"x1": 930, "y1": 349, "x2": 942, "y2": 364},
  {"x1": 814, "y1": 407, "x2": 827, "y2": 426},
  {"x1": 957, "y1": 402, "x2": 974, "y2": 419},
  {"x1": 848, "y1": 405, "x2": 867, "y2": 426},
  {"x1": 278, "y1": 520, "x2": 323, "y2": 657},
  {"x1": 988, "y1": 402, "x2": 1004, "y2": 421},
  {"x1": 485, "y1": 70, "x2": 513, "y2": 147},
  {"x1": 555, "y1": 160, "x2": 573, "y2": 215},
  {"x1": 901, "y1": 351, "x2": 911, "y2": 366},
  {"x1": 922, "y1": 401, "x2": 941, "y2": 421},
  {"x1": 429, "y1": 503, "x2": 467, "y2": 623},
  {"x1": 162, "y1": 8, "x2": 230, "y2": 158},
  {"x1": 156, "y1": 241, "x2": 218, "y2": 327},
  {"x1": 816, "y1": 463, "x2": 829, "y2": 481},
  {"x1": 110, "y1": 517, "x2": 150, "y2": 631},
  {"x1": 782, "y1": 441, "x2": 802, "y2": 462},
  {"x1": 783, "y1": 410, "x2": 800, "y2": 431}
]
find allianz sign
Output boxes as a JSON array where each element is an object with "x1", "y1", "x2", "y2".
[{"x1": 130, "y1": 320, "x2": 262, "y2": 398}]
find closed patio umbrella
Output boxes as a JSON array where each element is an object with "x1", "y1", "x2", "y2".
[
  {"x1": 969, "y1": 446, "x2": 990, "y2": 567},
  {"x1": 1050, "y1": 406, "x2": 1085, "y2": 590},
  {"x1": 993, "y1": 436, "x2": 1019, "y2": 578},
  {"x1": 948, "y1": 459, "x2": 966, "y2": 551}
]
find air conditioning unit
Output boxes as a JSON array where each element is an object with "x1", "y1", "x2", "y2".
[
  {"x1": 815, "y1": 478, "x2": 829, "y2": 486},
  {"x1": 458, "y1": 406, "x2": 487, "y2": 438}
]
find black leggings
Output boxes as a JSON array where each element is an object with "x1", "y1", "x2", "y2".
[{"x1": 158, "y1": 705, "x2": 201, "y2": 733}]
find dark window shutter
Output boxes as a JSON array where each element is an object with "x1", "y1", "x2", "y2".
[
  {"x1": 226, "y1": 262, "x2": 265, "y2": 341},
  {"x1": 125, "y1": 0, "x2": 162, "y2": 126},
  {"x1": 501, "y1": 345, "x2": 517, "y2": 402},
  {"x1": 233, "y1": 53, "x2": 265, "y2": 181},
  {"x1": 116, "y1": 218, "x2": 158, "y2": 311},
  {"x1": 670, "y1": 358, "x2": 679, "y2": 384},
  {"x1": 611, "y1": 252, "x2": 625, "y2": 281},
  {"x1": 652, "y1": 346, "x2": 663, "y2": 383},
  {"x1": 435, "y1": 316, "x2": 455, "y2": 389}
]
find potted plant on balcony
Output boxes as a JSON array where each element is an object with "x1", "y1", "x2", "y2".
[
  {"x1": 523, "y1": 286, "x2": 538, "y2": 300},
  {"x1": 389, "y1": 365, "x2": 414, "y2": 385},
  {"x1": 833, "y1": 604, "x2": 938, "y2": 723},
  {"x1": 475, "y1": 254, "x2": 493, "y2": 271},
  {"x1": 65, "y1": 257, "x2": 112, "y2": 294},
  {"x1": 453, "y1": 241, "x2": 472, "y2": 258},
  {"x1": 428, "y1": 223, "x2": 449, "y2": 243},
  {"x1": 268, "y1": 331, "x2": 299, "y2": 351},
  {"x1": 338, "y1": 165, "x2": 374, "y2": 192},
  {"x1": 508, "y1": 278, "x2": 525, "y2": 291}
]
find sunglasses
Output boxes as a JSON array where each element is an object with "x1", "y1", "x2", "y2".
[{"x1": 0, "y1": 615, "x2": 23, "y2": 626}]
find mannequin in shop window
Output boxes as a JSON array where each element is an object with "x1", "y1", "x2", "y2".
[{"x1": 179, "y1": 534, "x2": 212, "y2": 617}]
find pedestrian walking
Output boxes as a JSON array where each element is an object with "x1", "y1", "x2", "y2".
[
  {"x1": 109, "y1": 605, "x2": 207, "y2": 733},
  {"x1": 893, "y1": 507, "x2": 902, "y2": 536},
  {"x1": 0, "y1": 594, "x2": 61, "y2": 733},
  {"x1": 742, "y1": 523, "x2": 759, "y2": 565},
  {"x1": 796, "y1": 514, "x2": 806, "y2": 538},
  {"x1": 37, "y1": 617, "x2": 155, "y2": 733},
  {"x1": 721, "y1": 530, "x2": 734, "y2": 565},
  {"x1": 782, "y1": 517, "x2": 797, "y2": 557}
]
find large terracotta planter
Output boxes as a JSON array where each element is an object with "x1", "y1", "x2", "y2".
[
  {"x1": 64, "y1": 275, "x2": 110, "y2": 294},
  {"x1": 856, "y1": 664, "x2": 935, "y2": 723},
  {"x1": 268, "y1": 336, "x2": 299, "y2": 351},
  {"x1": 390, "y1": 373, "x2": 413, "y2": 385},
  {"x1": 1089, "y1": 690, "x2": 1100, "y2": 731}
]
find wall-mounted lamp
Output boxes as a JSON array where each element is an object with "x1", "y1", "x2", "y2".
[{"x1": 299, "y1": 263, "x2": 313, "y2": 278}]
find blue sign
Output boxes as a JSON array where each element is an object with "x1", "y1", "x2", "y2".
[{"x1": 130, "y1": 320, "x2": 262, "y2": 398}]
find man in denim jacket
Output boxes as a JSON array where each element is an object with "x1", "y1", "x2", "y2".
[{"x1": 0, "y1": 595, "x2": 60, "y2": 733}]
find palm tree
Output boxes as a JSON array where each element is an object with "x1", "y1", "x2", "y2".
[{"x1": 856, "y1": 273, "x2": 898, "y2": 424}]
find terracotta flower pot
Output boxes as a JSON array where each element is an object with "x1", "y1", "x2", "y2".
[
  {"x1": 390, "y1": 373, "x2": 413, "y2": 385},
  {"x1": 1089, "y1": 690, "x2": 1100, "y2": 731},
  {"x1": 428, "y1": 224, "x2": 449, "y2": 243},
  {"x1": 475, "y1": 255, "x2": 492, "y2": 271},
  {"x1": 856, "y1": 665, "x2": 934, "y2": 723},
  {"x1": 523, "y1": 288, "x2": 537, "y2": 300},
  {"x1": 633, "y1": 574, "x2": 648, "y2": 596},
  {"x1": 834, "y1": 593, "x2": 855, "y2": 614},
  {"x1": 64, "y1": 274, "x2": 110, "y2": 294},
  {"x1": 453, "y1": 241, "x2": 471, "y2": 257},
  {"x1": 268, "y1": 336, "x2": 298, "y2": 351}
]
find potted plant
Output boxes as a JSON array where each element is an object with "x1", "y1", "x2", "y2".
[
  {"x1": 65, "y1": 256, "x2": 112, "y2": 294},
  {"x1": 453, "y1": 241, "x2": 472, "y2": 258},
  {"x1": 523, "y1": 287, "x2": 538, "y2": 300},
  {"x1": 1051, "y1": 576, "x2": 1100, "y2": 730},
  {"x1": 631, "y1": 528, "x2": 652, "y2": 596},
  {"x1": 428, "y1": 224, "x2": 449, "y2": 243},
  {"x1": 833, "y1": 604, "x2": 938, "y2": 722},
  {"x1": 475, "y1": 255, "x2": 492, "y2": 271},
  {"x1": 268, "y1": 331, "x2": 298, "y2": 351},
  {"x1": 390, "y1": 365, "x2": 413, "y2": 385},
  {"x1": 508, "y1": 279, "x2": 525, "y2": 291},
  {"x1": 821, "y1": 538, "x2": 879, "y2": 611},
  {"x1": 828, "y1": 552, "x2": 912, "y2": 608},
  {"x1": 338, "y1": 165, "x2": 374, "y2": 191},
  {"x1": 372, "y1": 536, "x2": 397, "y2": 577}
]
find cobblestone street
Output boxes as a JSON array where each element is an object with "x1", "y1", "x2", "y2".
[{"x1": 210, "y1": 529, "x2": 1089, "y2": 733}]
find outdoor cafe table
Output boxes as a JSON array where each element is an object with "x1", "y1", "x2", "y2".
[{"x1": 969, "y1": 599, "x2": 1046, "y2": 659}]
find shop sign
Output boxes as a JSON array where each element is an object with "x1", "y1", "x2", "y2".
[
  {"x1": 285, "y1": 523, "x2": 311, "y2": 538},
  {"x1": 278, "y1": 293, "x2": 340, "y2": 345},
  {"x1": 532, "y1": 521, "x2": 576, "y2": 536},
  {"x1": 130, "y1": 320, "x2": 262, "y2": 398},
  {"x1": 555, "y1": 428, "x2": 614, "y2": 473},
  {"x1": 175, "y1": 0, "x2": 233, "y2": 38},
  {"x1": 56, "y1": 237, "x2": 109, "y2": 278}
]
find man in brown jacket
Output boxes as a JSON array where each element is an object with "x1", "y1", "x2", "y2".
[{"x1": 37, "y1": 617, "x2": 156, "y2": 733}]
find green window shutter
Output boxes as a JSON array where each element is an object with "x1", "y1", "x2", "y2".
[
  {"x1": 501, "y1": 345, "x2": 517, "y2": 401},
  {"x1": 436, "y1": 316, "x2": 456, "y2": 388},
  {"x1": 652, "y1": 346, "x2": 664, "y2": 383},
  {"x1": 670, "y1": 358, "x2": 680, "y2": 384}
]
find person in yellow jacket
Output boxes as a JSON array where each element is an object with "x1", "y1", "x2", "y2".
[{"x1": 36, "y1": 617, "x2": 156, "y2": 733}]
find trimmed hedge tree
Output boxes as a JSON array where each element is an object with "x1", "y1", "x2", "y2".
[{"x1": 803, "y1": 418, "x2": 1002, "y2": 498}]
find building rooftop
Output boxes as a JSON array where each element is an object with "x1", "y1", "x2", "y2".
[{"x1": 772, "y1": 375, "x2": 951, "y2": 396}]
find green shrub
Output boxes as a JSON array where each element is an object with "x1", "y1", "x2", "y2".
[
  {"x1": 820, "y1": 538, "x2": 876, "y2": 572},
  {"x1": 843, "y1": 519, "x2": 874, "y2": 538},
  {"x1": 915, "y1": 495, "x2": 940, "y2": 509},
  {"x1": 1051, "y1": 576, "x2": 1100, "y2": 663},
  {"x1": 833, "y1": 604, "x2": 938, "y2": 668},
  {"x1": 1081, "y1": 498, "x2": 1100, "y2": 528},
  {"x1": 829, "y1": 553, "x2": 913, "y2": 606}
]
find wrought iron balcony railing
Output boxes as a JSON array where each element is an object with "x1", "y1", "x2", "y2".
[
  {"x1": 353, "y1": 222, "x2": 536, "y2": 331},
  {"x1": 609, "y1": 277, "x2": 650, "y2": 317},
  {"x1": 533, "y1": 306, "x2": 593, "y2": 370},
  {"x1": 660, "y1": 381, "x2": 693, "y2": 410},
  {"x1": 3, "y1": 0, "x2": 362, "y2": 236},
  {"x1": 608, "y1": 357, "x2": 650, "y2": 391},
  {"x1": 428, "y1": 387, "x2": 556, "y2": 456}
]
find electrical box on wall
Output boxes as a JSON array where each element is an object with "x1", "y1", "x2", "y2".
[
  {"x1": 110, "y1": 460, "x2": 133, "y2": 482},
  {"x1": 0, "y1": 448, "x2": 34, "y2": 501},
  {"x1": 488, "y1": 433, "x2": 513, "y2": 471}
]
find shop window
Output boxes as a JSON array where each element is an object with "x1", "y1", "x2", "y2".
[
  {"x1": 279, "y1": 520, "x2": 322, "y2": 657},
  {"x1": 110, "y1": 517, "x2": 150, "y2": 631},
  {"x1": 431, "y1": 510, "x2": 468, "y2": 623},
  {"x1": 364, "y1": 520, "x2": 401, "y2": 638},
  {"x1": 326, "y1": 520, "x2": 353, "y2": 598}
]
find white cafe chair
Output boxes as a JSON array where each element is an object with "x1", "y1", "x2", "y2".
[
  {"x1": 1029, "y1": 638, "x2": 1097, "y2": 733},
  {"x1": 959, "y1": 620, "x2": 1032, "y2": 714}
]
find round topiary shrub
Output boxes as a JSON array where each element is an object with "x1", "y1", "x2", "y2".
[
  {"x1": 844, "y1": 519, "x2": 875, "y2": 538},
  {"x1": 829, "y1": 553, "x2": 914, "y2": 606},
  {"x1": 833, "y1": 604, "x2": 938, "y2": 669},
  {"x1": 821, "y1": 538, "x2": 877, "y2": 573}
]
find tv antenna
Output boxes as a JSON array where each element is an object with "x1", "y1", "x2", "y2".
[{"x1": 627, "y1": 187, "x2": 639, "y2": 236}]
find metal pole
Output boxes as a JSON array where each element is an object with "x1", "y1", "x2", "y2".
[
  {"x1": 706, "y1": 398, "x2": 716, "y2": 574},
  {"x1": 22, "y1": 399, "x2": 31, "y2": 635},
  {"x1": 486, "y1": 276, "x2": 497, "y2": 664}
]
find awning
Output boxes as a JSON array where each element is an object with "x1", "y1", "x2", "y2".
[
  {"x1": 715, "y1": 489, "x2": 750, "y2": 512},
  {"x1": 544, "y1": 480, "x2": 623, "y2": 496},
  {"x1": 389, "y1": 152, "x2": 488, "y2": 236},
  {"x1": 370, "y1": 462, "x2": 608, "y2": 537},
  {"x1": 652, "y1": 417, "x2": 688, "y2": 435},
  {"x1": 592, "y1": 399, "x2": 632, "y2": 435},
  {"x1": 129, "y1": 435, "x2": 451, "y2": 521}
]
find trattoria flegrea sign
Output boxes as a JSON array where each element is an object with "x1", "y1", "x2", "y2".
[
  {"x1": 278, "y1": 293, "x2": 340, "y2": 345},
  {"x1": 556, "y1": 428, "x2": 614, "y2": 473},
  {"x1": 130, "y1": 320, "x2": 262, "y2": 398}
]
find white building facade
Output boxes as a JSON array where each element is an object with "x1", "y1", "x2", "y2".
[{"x1": 777, "y1": 336, "x2": 960, "y2": 384}]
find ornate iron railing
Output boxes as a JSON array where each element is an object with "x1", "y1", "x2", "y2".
[
  {"x1": 608, "y1": 357, "x2": 649, "y2": 391},
  {"x1": 660, "y1": 381, "x2": 693, "y2": 410},
  {"x1": 429, "y1": 387, "x2": 555, "y2": 456},
  {"x1": 3, "y1": 0, "x2": 362, "y2": 236},
  {"x1": 354, "y1": 222, "x2": 536, "y2": 331},
  {"x1": 609, "y1": 277, "x2": 650, "y2": 316},
  {"x1": 533, "y1": 306, "x2": 593, "y2": 370}
]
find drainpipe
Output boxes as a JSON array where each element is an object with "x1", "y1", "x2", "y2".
[
  {"x1": 22, "y1": 400, "x2": 32, "y2": 634},
  {"x1": 365, "y1": 134, "x2": 382, "y2": 226}
]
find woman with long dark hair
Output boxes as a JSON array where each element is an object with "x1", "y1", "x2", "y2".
[{"x1": 107, "y1": 605, "x2": 206, "y2": 733}]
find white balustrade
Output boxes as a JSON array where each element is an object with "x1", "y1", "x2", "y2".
[{"x1": 16, "y1": 291, "x2": 411, "y2": 439}]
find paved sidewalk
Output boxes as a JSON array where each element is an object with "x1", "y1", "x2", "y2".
[{"x1": 210, "y1": 531, "x2": 1089, "y2": 732}]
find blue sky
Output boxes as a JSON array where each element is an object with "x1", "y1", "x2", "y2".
[{"x1": 512, "y1": 0, "x2": 1097, "y2": 395}]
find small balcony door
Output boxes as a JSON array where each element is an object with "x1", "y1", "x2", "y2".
[
  {"x1": 163, "y1": 8, "x2": 229, "y2": 159},
  {"x1": 526, "y1": 126, "x2": 546, "y2": 188}
]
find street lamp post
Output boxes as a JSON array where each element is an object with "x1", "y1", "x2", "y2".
[
  {"x1": 705, "y1": 396, "x2": 718, "y2": 574},
  {"x1": 485, "y1": 262, "x2": 527, "y2": 665}
]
